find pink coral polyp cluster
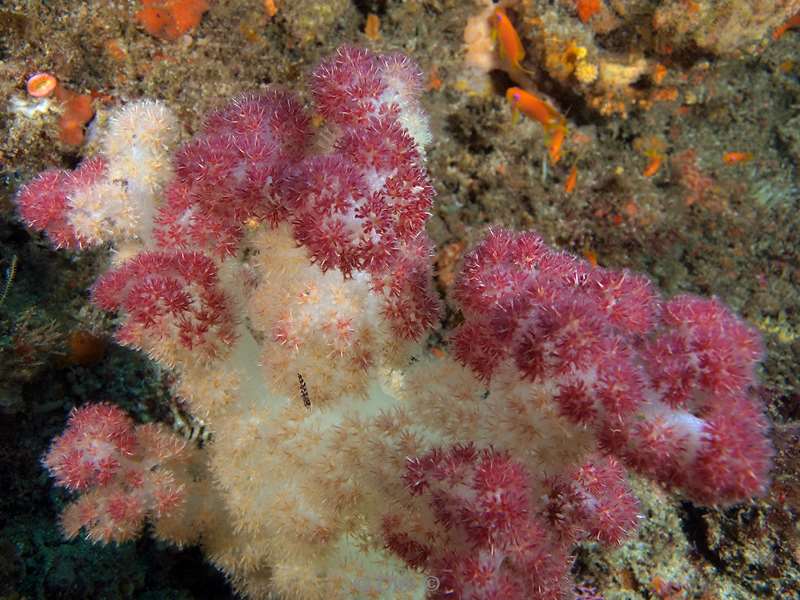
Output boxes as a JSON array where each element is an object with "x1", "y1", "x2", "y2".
[
  {"x1": 18, "y1": 46, "x2": 438, "y2": 356},
  {"x1": 389, "y1": 445, "x2": 639, "y2": 600},
  {"x1": 289, "y1": 51, "x2": 433, "y2": 276},
  {"x1": 155, "y1": 91, "x2": 311, "y2": 257},
  {"x1": 43, "y1": 404, "x2": 187, "y2": 543},
  {"x1": 92, "y1": 251, "x2": 237, "y2": 362},
  {"x1": 289, "y1": 116, "x2": 433, "y2": 275},
  {"x1": 452, "y1": 229, "x2": 771, "y2": 505},
  {"x1": 15, "y1": 157, "x2": 107, "y2": 249},
  {"x1": 44, "y1": 403, "x2": 137, "y2": 491},
  {"x1": 311, "y1": 47, "x2": 421, "y2": 126}
]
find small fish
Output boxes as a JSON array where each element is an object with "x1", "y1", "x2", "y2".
[
  {"x1": 491, "y1": 8, "x2": 531, "y2": 74},
  {"x1": 548, "y1": 123, "x2": 567, "y2": 165},
  {"x1": 643, "y1": 153, "x2": 662, "y2": 177},
  {"x1": 583, "y1": 247, "x2": 598, "y2": 267},
  {"x1": 507, "y1": 87, "x2": 568, "y2": 163},
  {"x1": 506, "y1": 87, "x2": 560, "y2": 128},
  {"x1": 565, "y1": 165, "x2": 578, "y2": 193}
]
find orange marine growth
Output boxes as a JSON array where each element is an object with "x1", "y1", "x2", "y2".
[
  {"x1": 136, "y1": 0, "x2": 209, "y2": 41},
  {"x1": 773, "y1": 11, "x2": 800, "y2": 40},
  {"x1": 491, "y1": 7, "x2": 527, "y2": 72},
  {"x1": 575, "y1": 0, "x2": 601, "y2": 24},
  {"x1": 54, "y1": 85, "x2": 95, "y2": 146},
  {"x1": 723, "y1": 151, "x2": 753, "y2": 165},
  {"x1": 652, "y1": 63, "x2": 668, "y2": 85},
  {"x1": 26, "y1": 72, "x2": 58, "y2": 98}
]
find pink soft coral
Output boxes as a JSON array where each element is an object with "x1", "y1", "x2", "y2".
[
  {"x1": 451, "y1": 229, "x2": 772, "y2": 506},
  {"x1": 388, "y1": 445, "x2": 638, "y2": 599},
  {"x1": 43, "y1": 403, "x2": 188, "y2": 543}
]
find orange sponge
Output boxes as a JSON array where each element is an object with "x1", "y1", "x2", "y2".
[
  {"x1": 575, "y1": 0, "x2": 601, "y2": 23},
  {"x1": 136, "y1": 0, "x2": 209, "y2": 41},
  {"x1": 54, "y1": 85, "x2": 95, "y2": 146}
]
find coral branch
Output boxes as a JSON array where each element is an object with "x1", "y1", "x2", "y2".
[{"x1": 43, "y1": 403, "x2": 188, "y2": 543}]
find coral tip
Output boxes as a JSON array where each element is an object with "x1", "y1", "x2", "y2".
[{"x1": 26, "y1": 72, "x2": 58, "y2": 97}]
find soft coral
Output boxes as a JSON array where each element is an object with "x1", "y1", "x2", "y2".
[{"x1": 389, "y1": 445, "x2": 638, "y2": 599}]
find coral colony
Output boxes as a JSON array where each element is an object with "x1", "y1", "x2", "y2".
[{"x1": 17, "y1": 47, "x2": 772, "y2": 599}]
